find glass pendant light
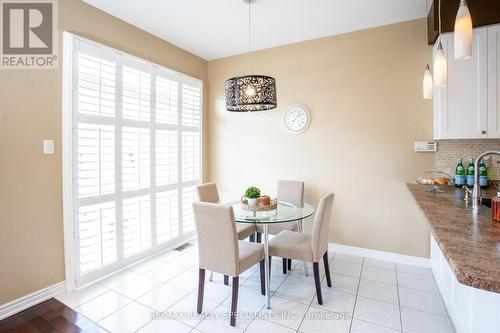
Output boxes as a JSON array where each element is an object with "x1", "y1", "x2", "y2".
[
  {"x1": 454, "y1": 0, "x2": 473, "y2": 60},
  {"x1": 225, "y1": 0, "x2": 277, "y2": 112},
  {"x1": 434, "y1": 0, "x2": 447, "y2": 87},
  {"x1": 423, "y1": 64, "x2": 433, "y2": 99}
]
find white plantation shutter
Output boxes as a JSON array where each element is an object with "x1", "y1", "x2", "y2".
[{"x1": 71, "y1": 37, "x2": 202, "y2": 286}]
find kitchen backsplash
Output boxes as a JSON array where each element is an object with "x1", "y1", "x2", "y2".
[{"x1": 436, "y1": 139, "x2": 500, "y2": 180}]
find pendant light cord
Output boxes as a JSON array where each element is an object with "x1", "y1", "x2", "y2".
[
  {"x1": 438, "y1": 0, "x2": 442, "y2": 36},
  {"x1": 248, "y1": 1, "x2": 252, "y2": 74}
]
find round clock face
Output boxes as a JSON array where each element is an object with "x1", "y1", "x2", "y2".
[{"x1": 282, "y1": 105, "x2": 310, "y2": 134}]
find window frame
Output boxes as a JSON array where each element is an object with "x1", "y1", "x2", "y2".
[{"x1": 62, "y1": 32, "x2": 203, "y2": 291}]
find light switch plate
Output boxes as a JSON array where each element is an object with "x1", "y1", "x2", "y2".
[
  {"x1": 414, "y1": 141, "x2": 437, "y2": 152},
  {"x1": 43, "y1": 139, "x2": 55, "y2": 155}
]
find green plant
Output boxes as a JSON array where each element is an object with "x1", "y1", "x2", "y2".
[{"x1": 244, "y1": 186, "x2": 261, "y2": 199}]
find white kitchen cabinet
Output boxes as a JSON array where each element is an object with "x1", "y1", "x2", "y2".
[
  {"x1": 488, "y1": 25, "x2": 500, "y2": 138},
  {"x1": 433, "y1": 27, "x2": 488, "y2": 139}
]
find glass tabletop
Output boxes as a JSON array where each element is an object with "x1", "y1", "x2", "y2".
[{"x1": 230, "y1": 201, "x2": 315, "y2": 224}]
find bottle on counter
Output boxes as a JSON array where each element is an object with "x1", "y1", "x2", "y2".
[
  {"x1": 466, "y1": 159, "x2": 475, "y2": 187},
  {"x1": 479, "y1": 159, "x2": 488, "y2": 188},
  {"x1": 492, "y1": 192, "x2": 500, "y2": 223},
  {"x1": 454, "y1": 158, "x2": 466, "y2": 187}
]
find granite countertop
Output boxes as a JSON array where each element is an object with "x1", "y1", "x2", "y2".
[{"x1": 407, "y1": 183, "x2": 500, "y2": 293}]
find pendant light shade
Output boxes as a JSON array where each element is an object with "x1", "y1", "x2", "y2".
[
  {"x1": 434, "y1": 42, "x2": 448, "y2": 87},
  {"x1": 423, "y1": 64, "x2": 433, "y2": 99},
  {"x1": 454, "y1": 0, "x2": 473, "y2": 60},
  {"x1": 225, "y1": 75, "x2": 277, "y2": 111}
]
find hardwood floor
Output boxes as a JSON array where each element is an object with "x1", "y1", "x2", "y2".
[{"x1": 0, "y1": 298, "x2": 107, "y2": 333}]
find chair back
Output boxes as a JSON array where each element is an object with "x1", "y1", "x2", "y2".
[
  {"x1": 195, "y1": 182, "x2": 220, "y2": 203},
  {"x1": 311, "y1": 193, "x2": 335, "y2": 262},
  {"x1": 277, "y1": 180, "x2": 304, "y2": 207},
  {"x1": 192, "y1": 202, "x2": 239, "y2": 276}
]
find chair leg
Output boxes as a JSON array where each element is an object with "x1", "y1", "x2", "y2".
[
  {"x1": 224, "y1": 275, "x2": 229, "y2": 285},
  {"x1": 197, "y1": 268, "x2": 205, "y2": 314},
  {"x1": 269, "y1": 256, "x2": 272, "y2": 275},
  {"x1": 256, "y1": 232, "x2": 262, "y2": 243},
  {"x1": 313, "y1": 262, "x2": 323, "y2": 305},
  {"x1": 282, "y1": 258, "x2": 287, "y2": 274},
  {"x1": 259, "y1": 259, "x2": 266, "y2": 295},
  {"x1": 249, "y1": 234, "x2": 255, "y2": 242},
  {"x1": 230, "y1": 276, "x2": 239, "y2": 326},
  {"x1": 323, "y1": 252, "x2": 332, "y2": 287},
  {"x1": 288, "y1": 259, "x2": 292, "y2": 270}
]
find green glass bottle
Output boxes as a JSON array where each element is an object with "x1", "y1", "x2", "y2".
[
  {"x1": 454, "y1": 158, "x2": 465, "y2": 187},
  {"x1": 466, "y1": 159, "x2": 475, "y2": 187},
  {"x1": 479, "y1": 159, "x2": 488, "y2": 188}
]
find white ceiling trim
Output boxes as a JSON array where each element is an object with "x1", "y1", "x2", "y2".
[{"x1": 83, "y1": 0, "x2": 428, "y2": 61}]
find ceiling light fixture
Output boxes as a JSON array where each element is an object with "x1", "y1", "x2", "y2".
[
  {"x1": 225, "y1": 0, "x2": 277, "y2": 112},
  {"x1": 434, "y1": 0, "x2": 447, "y2": 87},
  {"x1": 454, "y1": 0, "x2": 473, "y2": 60}
]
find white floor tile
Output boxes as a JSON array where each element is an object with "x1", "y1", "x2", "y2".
[
  {"x1": 112, "y1": 275, "x2": 163, "y2": 300},
  {"x1": 76, "y1": 290, "x2": 132, "y2": 322},
  {"x1": 361, "y1": 266, "x2": 397, "y2": 285},
  {"x1": 222, "y1": 286, "x2": 266, "y2": 313},
  {"x1": 128, "y1": 258, "x2": 164, "y2": 274},
  {"x1": 136, "y1": 318, "x2": 192, "y2": 333},
  {"x1": 350, "y1": 319, "x2": 401, "y2": 333},
  {"x1": 166, "y1": 269, "x2": 199, "y2": 292},
  {"x1": 243, "y1": 269, "x2": 286, "y2": 294},
  {"x1": 136, "y1": 283, "x2": 190, "y2": 312},
  {"x1": 363, "y1": 258, "x2": 396, "y2": 270},
  {"x1": 397, "y1": 272, "x2": 438, "y2": 294},
  {"x1": 324, "y1": 273, "x2": 359, "y2": 295},
  {"x1": 331, "y1": 260, "x2": 362, "y2": 277},
  {"x1": 396, "y1": 264, "x2": 432, "y2": 277},
  {"x1": 142, "y1": 262, "x2": 186, "y2": 283},
  {"x1": 353, "y1": 296, "x2": 401, "y2": 330},
  {"x1": 169, "y1": 252, "x2": 198, "y2": 269},
  {"x1": 358, "y1": 279, "x2": 399, "y2": 305},
  {"x1": 154, "y1": 249, "x2": 182, "y2": 263},
  {"x1": 312, "y1": 289, "x2": 356, "y2": 314},
  {"x1": 202, "y1": 280, "x2": 233, "y2": 303},
  {"x1": 98, "y1": 301, "x2": 153, "y2": 333},
  {"x1": 98, "y1": 269, "x2": 140, "y2": 289},
  {"x1": 166, "y1": 291, "x2": 219, "y2": 326},
  {"x1": 259, "y1": 296, "x2": 309, "y2": 330},
  {"x1": 274, "y1": 276, "x2": 316, "y2": 304},
  {"x1": 401, "y1": 307, "x2": 454, "y2": 333},
  {"x1": 332, "y1": 253, "x2": 364, "y2": 264},
  {"x1": 299, "y1": 307, "x2": 351, "y2": 333},
  {"x1": 55, "y1": 283, "x2": 109, "y2": 309},
  {"x1": 196, "y1": 304, "x2": 252, "y2": 333},
  {"x1": 398, "y1": 287, "x2": 447, "y2": 316},
  {"x1": 245, "y1": 318, "x2": 295, "y2": 333}
]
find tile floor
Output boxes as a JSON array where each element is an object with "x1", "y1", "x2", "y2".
[{"x1": 56, "y1": 243, "x2": 455, "y2": 333}]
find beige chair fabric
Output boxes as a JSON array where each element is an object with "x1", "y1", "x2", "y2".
[
  {"x1": 256, "y1": 180, "x2": 304, "y2": 235},
  {"x1": 195, "y1": 182, "x2": 256, "y2": 240},
  {"x1": 269, "y1": 192, "x2": 335, "y2": 262},
  {"x1": 193, "y1": 202, "x2": 264, "y2": 277}
]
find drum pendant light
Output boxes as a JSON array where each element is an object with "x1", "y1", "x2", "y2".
[
  {"x1": 434, "y1": 0, "x2": 447, "y2": 87},
  {"x1": 225, "y1": 0, "x2": 277, "y2": 112},
  {"x1": 454, "y1": 0, "x2": 473, "y2": 60}
]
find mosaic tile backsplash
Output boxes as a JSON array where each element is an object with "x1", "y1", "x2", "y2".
[{"x1": 435, "y1": 139, "x2": 500, "y2": 181}]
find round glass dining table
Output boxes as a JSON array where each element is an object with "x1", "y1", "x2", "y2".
[{"x1": 229, "y1": 201, "x2": 315, "y2": 309}]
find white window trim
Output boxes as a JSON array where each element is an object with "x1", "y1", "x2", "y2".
[{"x1": 62, "y1": 32, "x2": 203, "y2": 291}]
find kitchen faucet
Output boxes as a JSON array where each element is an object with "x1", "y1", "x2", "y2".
[{"x1": 472, "y1": 150, "x2": 500, "y2": 210}]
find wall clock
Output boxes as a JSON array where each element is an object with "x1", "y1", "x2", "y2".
[{"x1": 282, "y1": 105, "x2": 310, "y2": 134}]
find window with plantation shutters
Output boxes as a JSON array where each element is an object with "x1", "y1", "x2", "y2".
[{"x1": 70, "y1": 37, "x2": 202, "y2": 286}]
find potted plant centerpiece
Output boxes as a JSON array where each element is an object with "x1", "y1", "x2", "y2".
[{"x1": 244, "y1": 186, "x2": 261, "y2": 206}]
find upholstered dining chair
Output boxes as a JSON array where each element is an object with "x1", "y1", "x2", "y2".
[
  {"x1": 256, "y1": 180, "x2": 304, "y2": 273},
  {"x1": 195, "y1": 182, "x2": 256, "y2": 284},
  {"x1": 193, "y1": 202, "x2": 266, "y2": 326},
  {"x1": 268, "y1": 192, "x2": 335, "y2": 305}
]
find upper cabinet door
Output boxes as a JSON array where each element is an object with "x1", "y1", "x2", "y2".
[
  {"x1": 488, "y1": 25, "x2": 500, "y2": 138},
  {"x1": 434, "y1": 28, "x2": 488, "y2": 139}
]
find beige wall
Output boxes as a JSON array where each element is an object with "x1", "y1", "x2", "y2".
[
  {"x1": 0, "y1": 0, "x2": 207, "y2": 305},
  {"x1": 207, "y1": 19, "x2": 434, "y2": 258}
]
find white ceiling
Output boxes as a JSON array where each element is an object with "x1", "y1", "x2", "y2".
[{"x1": 83, "y1": 0, "x2": 428, "y2": 61}]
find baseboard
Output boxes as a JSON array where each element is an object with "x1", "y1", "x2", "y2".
[
  {"x1": 0, "y1": 281, "x2": 65, "y2": 320},
  {"x1": 329, "y1": 243, "x2": 431, "y2": 268}
]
